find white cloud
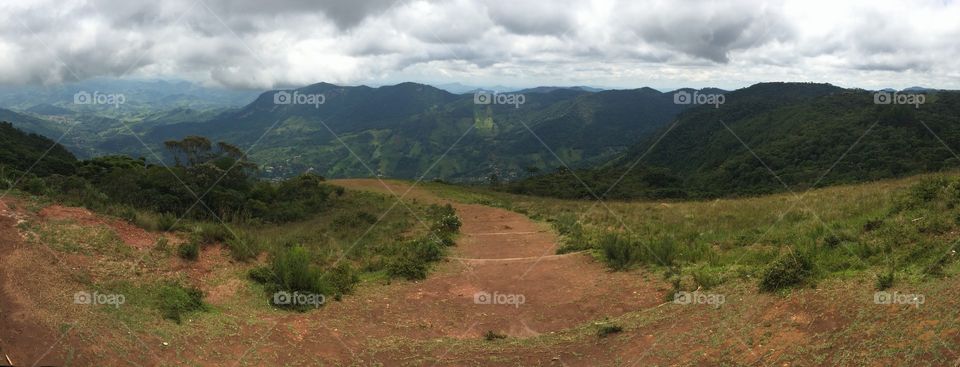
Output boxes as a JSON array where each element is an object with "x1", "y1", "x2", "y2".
[{"x1": 0, "y1": 0, "x2": 957, "y2": 90}]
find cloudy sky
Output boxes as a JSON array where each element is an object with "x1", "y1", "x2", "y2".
[{"x1": 0, "y1": 0, "x2": 958, "y2": 91}]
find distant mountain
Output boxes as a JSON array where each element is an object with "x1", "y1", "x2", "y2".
[
  {"x1": 507, "y1": 82, "x2": 960, "y2": 199},
  {"x1": 0, "y1": 78, "x2": 259, "y2": 119},
  {"x1": 25, "y1": 103, "x2": 73, "y2": 116},
  {"x1": 514, "y1": 86, "x2": 604, "y2": 94},
  {"x1": 902, "y1": 86, "x2": 937, "y2": 93},
  {"x1": 82, "y1": 82, "x2": 692, "y2": 181}
]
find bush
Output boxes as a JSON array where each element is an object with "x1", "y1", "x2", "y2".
[
  {"x1": 225, "y1": 231, "x2": 260, "y2": 262},
  {"x1": 597, "y1": 324, "x2": 623, "y2": 338},
  {"x1": 551, "y1": 213, "x2": 582, "y2": 237},
  {"x1": 875, "y1": 269, "x2": 895, "y2": 290},
  {"x1": 483, "y1": 330, "x2": 507, "y2": 341},
  {"x1": 691, "y1": 267, "x2": 723, "y2": 289},
  {"x1": 177, "y1": 240, "x2": 200, "y2": 261},
  {"x1": 759, "y1": 251, "x2": 814, "y2": 292},
  {"x1": 155, "y1": 282, "x2": 207, "y2": 323},
  {"x1": 410, "y1": 237, "x2": 444, "y2": 262},
  {"x1": 157, "y1": 212, "x2": 180, "y2": 232},
  {"x1": 386, "y1": 255, "x2": 429, "y2": 280},
  {"x1": 250, "y1": 245, "x2": 344, "y2": 311},
  {"x1": 600, "y1": 233, "x2": 640, "y2": 270},
  {"x1": 429, "y1": 204, "x2": 462, "y2": 234},
  {"x1": 325, "y1": 262, "x2": 360, "y2": 297}
]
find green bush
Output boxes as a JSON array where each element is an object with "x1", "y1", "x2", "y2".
[
  {"x1": 386, "y1": 255, "x2": 429, "y2": 280},
  {"x1": 597, "y1": 324, "x2": 623, "y2": 338},
  {"x1": 157, "y1": 212, "x2": 180, "y2": 232},
  {"x1": 483, "y1": 330, "x2": 507, "y2": 341},
  {"x1": 250, "y1": 245, "x2": 342, "y2": 311},
  {"x1": 759, "y1": 251, "x2": 815, "y2": 292},
  {"x1": 325, "y1": 262, "x2": 360, "y2": 297},
  {"x1": 875, "y1": 269, "x2": 895, "y2": 290},
  {"x1": 155, "y1": 282, "x2": 207, "y2": 323},
  {"x1": 177, "y1": 240, "x2": 200, "y2": 261},
  {"x1": 551, "y1": 213, "x2": 582, "y2": 237},
  {"x1": 601, "y1": 233, "x2": 640, "y2": 271}
]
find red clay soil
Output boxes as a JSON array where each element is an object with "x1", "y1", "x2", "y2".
[
  {"x1": 2, "y1": 182, "x2": 670, "y2": 366},
  {"x1": 0, "y1": 200, "x2": 70, "y2": 366},
  {"x1": 39, "y1": 205, "x2": 163, "y2": 249}
]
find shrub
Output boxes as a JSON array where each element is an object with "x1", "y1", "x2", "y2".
[
  {"x1": 483, "y1": 330, "x2": 507, "y2": 341},
  {"x1": 386, "y1": 255, "x2": 429, "y2": 280},
  {"x1": 551, "y1": 213, "x2": 582, "y2": 237},
  {"x1": 157, "y1": 212, "x2": 180, "y2": 232},
  {"x1": 325, "y1": 262, "x2": 360, "y2": 297},
  {"x1": 410, "y1": 237, "x2": 444, "y2": 262},
  {"x1": 759, "y1": 251, "x2": 815, "y2": 292},
  {"x1": 177, "y1": 240, "x2": 200, "y2": 261},
  {"x1": 250, "y1": 245, "x2": 344, "y2": 311},
  {"x1": 691, "y1": 267, "x2": 723, "y2": 289},
  {"x1": 601, "y1": 233, "x2": 640, "y2": 271},
  {"x1": 155, "y1": 282, "x2": 207, "y2": 323},
  {"x1": 154, "y1": 236, "x2": 171, "y2": 254},
  {"x1": 597, "y1": 324, "x2": 623, "y2": 338},
  {"x1": 875, "y1": 269, "x2": 894, "y2": 290},
  {"x1": 429, "y1": 204, "x2": 462, "y2": 234}
]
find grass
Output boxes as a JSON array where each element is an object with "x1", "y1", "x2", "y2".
[{"x1": 423, "y1": 172, "x2": 960, "y2": 290}]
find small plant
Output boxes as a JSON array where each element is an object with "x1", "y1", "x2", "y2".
[
  {"x1": 386, "y1": 255, "x2": 429, "y2": 280},
  {"x1": 759, "y1": 250, "x2": 814, "y2": 292},
  {"x1": 483, "y1": 330, "x2": 507, "y2": 341},
  {"x1": 600, "y1": 233, "x2": 640, "y2": 271},
  {"x1": 157, "y1": 212, "x2": 180, "y2": 232},
  {"x1": 154, "y1": 236, "x2": 171, "y2": 254},
  {"x1": 875, "y1": 269, "x2": 894, "y2": 290},
  {"x1": 597, "y1": 324, "x2": 623, "y2": 338},
  {"x1": 155, "y1": 282, "x2": 207, "y2": 323},
  {"x1": 177, "y1": 240, "x2": 200, "y2": 261}
]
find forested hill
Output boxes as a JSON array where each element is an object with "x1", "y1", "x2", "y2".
[
  {"x1": 0, "y1": 121, "x2": 77, "y2": 178},
  {"x1": 506, "y1": 83, "x2": 960, "y2": 199}
]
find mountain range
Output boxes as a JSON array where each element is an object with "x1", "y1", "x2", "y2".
[{"x1": 1, "y1": 80, "x2": 956, "y2": 197}]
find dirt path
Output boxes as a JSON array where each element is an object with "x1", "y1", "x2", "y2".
[
  {"x1": 0, "y1": 181, "x2": 667, "y2": 366},
  {"x1": 0, "y1": 200, "x2": 70, "y2": 367},
  {"x1": 322, "y1": 180, "x2": 664, "y2": 339}
]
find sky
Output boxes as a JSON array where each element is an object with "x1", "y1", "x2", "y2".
[{"x1": 0, "y1": 0, "x2": 958, "y2": 91}]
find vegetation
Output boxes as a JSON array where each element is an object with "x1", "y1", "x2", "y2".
[
  {"x1": 506, "y1": 85, "x2": 960, "y2": 200},
  {"x1": 426, "y1": 172, "x2": 960, "y2": 291}
]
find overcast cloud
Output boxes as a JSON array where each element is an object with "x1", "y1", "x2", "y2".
[{"x1": 0, "y1": 0, "x2": 957, "y2": 90}]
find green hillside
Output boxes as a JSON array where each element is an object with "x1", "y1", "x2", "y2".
[
  {"x1": 507, "y1": 83, "x2": 960, "y2": 199},
  {"x1": 0, "y1": 121, "x2": 77, "y2": 181},
  {"x1": 120, "y1": 83, "x2": 691, "y2": 181}
]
